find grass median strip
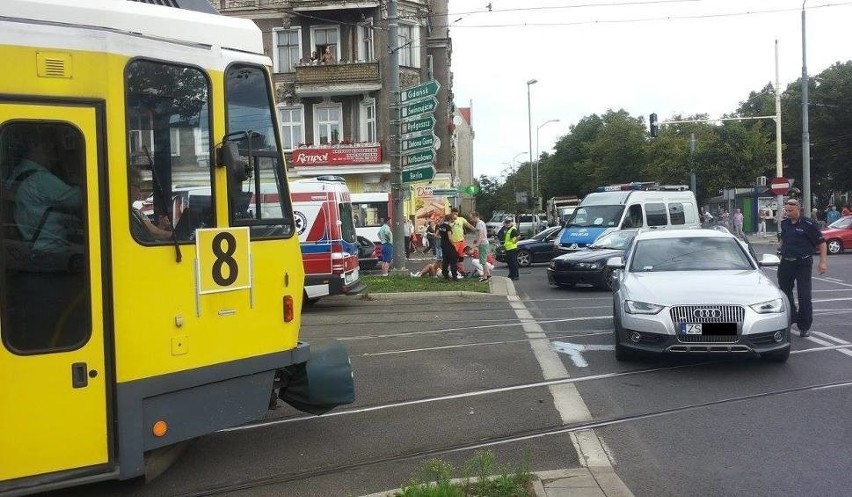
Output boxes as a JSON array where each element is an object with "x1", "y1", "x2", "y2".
[{"x1": 362, "y1": 274, "x2": 490, "y2": 293}]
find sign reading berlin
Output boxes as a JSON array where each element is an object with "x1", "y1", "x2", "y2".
[{"x1": 399, "y1": 80, "x2": 440, "y2": 103}]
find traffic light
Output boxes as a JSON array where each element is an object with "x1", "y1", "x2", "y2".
[{"x1": 649, "y1": 113, "x2": 659, "y2": 138}]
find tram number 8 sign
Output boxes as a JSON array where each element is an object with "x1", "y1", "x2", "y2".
[{"x1": 196, "y1": 227, "x2": 252, "y2": 294}]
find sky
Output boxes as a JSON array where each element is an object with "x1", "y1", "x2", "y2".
[{"x1": 447, "y1": 0, "x2": 852, "y2": 181}]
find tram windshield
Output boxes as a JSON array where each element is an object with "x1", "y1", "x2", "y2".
[{"x1": 225, "y1": 64, "x2": 294, "y2": 238}]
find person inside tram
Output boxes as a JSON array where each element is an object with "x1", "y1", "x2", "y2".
[
  {"x1": 5, "y1": 126, "x2": 83, "y2": 257},
  {"x1": 128, "y1": 166, "x2": 173, "y2": 241}
]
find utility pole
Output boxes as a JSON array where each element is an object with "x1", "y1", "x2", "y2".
[
  {"x1": 801, "y1": 2, "x2": 812, "y2": 217},
  {"x1": 775, "y1": 39, "x2": 784, "y2": 235},
  {"x1": 689, "y1": 133, "x2": 696, "y2": 193},
  {"x1": 388, "y1": 0, "x2": 404, "y2": 270}
]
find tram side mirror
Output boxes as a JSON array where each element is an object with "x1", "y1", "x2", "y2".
[{"x1": 217, "y1": 141, "x2": 250, "y2": 182}]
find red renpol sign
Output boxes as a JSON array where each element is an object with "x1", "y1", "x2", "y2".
[{"x1": 291, "y1": 146, "x2": 382, "y2": 166}]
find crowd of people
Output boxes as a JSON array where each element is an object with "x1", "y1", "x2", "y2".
[{"x1": 373, "y1": 208, "x2": 521, "y2": 282}]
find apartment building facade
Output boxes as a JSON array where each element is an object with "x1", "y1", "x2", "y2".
[{"x1": 211, "y1": 0, "x2": 456, "y2": 213}]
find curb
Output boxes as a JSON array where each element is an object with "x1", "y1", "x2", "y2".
[
  {"x1": 357, "y1": 468, "x2": 627, "y2": 497},
  {"x1": 359, "y1": 290, "x2": 493, "y2": 300}
]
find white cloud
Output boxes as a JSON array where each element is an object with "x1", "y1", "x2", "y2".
[{"x1": 448, "y1": 0, "x2": 852, "y2": 179}]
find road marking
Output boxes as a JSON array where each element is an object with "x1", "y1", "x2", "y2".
[
  {"x1": 504, "y1": 286, "x2": 633, "y2": 495},
  {"x1": 361, "y1": 332, "x2": 612, "y2": 357},
  {"x1": 552, "y1": 341, "x2": 616, "y2": 367},
  {"x1": 808, "y1": 331, "x2": 852, "y2": 359},
  {"x1": 812, "y1": 297, "x2": 852, "y2": 303}
]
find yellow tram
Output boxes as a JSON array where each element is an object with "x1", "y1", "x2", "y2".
[{"x1": 0, "y1": 1, "x2": 351, "y2": 495}]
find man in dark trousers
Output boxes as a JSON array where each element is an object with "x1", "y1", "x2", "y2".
[
  {"x1": 502, "y1": 217, "x2": 520, "y2": 280},
  {"x1": 437, "y1": 214, "x2": 459, "y2": 280},
  {"x1": 777, "y1": 199, "x2": 828, "y2": 337}
]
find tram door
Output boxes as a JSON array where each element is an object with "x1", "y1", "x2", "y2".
[{"x1": 0, "y1": 105, "x2": 109, "y2": 482}]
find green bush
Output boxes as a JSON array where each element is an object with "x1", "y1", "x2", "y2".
[{"x1": 394, "y1": 450, "x2": 533, "y2": 497}]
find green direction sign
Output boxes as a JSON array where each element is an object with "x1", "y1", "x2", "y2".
[
  {"x1": 400, "y1": 115, "x2": 436, "y2": 136},
  {"x1": 399, "y1": 97, "x2": 438, "y2": 119},
  {"x1": 400, "y1": 149, "x2": 435, "y2": 168},
  {"x1": 400, "y1": 80, "x2": 441, "y2": 103},
  {"x1": 402, "y1": 165, "x2": 435, "y2": 183},
  {"x1": 400, "y1": 133, "x2": 437, "y2": 152}
]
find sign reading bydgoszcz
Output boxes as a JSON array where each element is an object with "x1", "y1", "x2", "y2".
[
  {"x1": 400, "y1": 133, "x2": 437, "y2": 152},
  {"x1": 291, "y1": 145, "x2": 381, "y2": 166},
  {"x1": 399, "y1": 97, "x2": 438, "y2": 119},
  {"x1": 399, "y1": 80, "x2": 440, "y2": 103},
  {"x1": 400, "y1": 115, "x2": 436, "y2": 136},
  {"x1": 400, "y1": 149, "x2": 435, "y2": 168}
]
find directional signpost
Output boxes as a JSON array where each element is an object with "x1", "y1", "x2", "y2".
[
  {"x1": 399, "y1": 80, "x2": 441, "y2": 184},
  {"x1": 399, "y1": 80, "x2": 440, "y2": 103},
  {"x1": 400, "y1": 132, "x2": 437, "y2": 153},
  {"x1": 402, "y1": 165, "x2": 435, "y2": 183}
]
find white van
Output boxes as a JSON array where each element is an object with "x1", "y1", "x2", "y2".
[{"x1": 555, "y1": 183, "x2": 700, "y2": 251}]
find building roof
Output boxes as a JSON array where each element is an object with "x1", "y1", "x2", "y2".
[{"x1": 459, "y1": 107, "x2": 471, "y2": 126}]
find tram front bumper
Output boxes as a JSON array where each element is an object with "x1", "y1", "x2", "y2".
[{"x1": 277, "y1": 340, "x2": 355, "y2": 415}]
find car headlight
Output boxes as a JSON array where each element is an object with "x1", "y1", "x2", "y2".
[
  {"x1": 750, "y1": 298, "x2": 785, "y2": 314},
  {"x1": 575, "y1": 262, "x2": 599, "y2": 269},
  {"x1": 625, "y1": 300, "x2": 665, "y2": 315}
]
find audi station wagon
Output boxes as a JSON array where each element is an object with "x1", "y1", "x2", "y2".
[{"x1": 608, "y1": 229, "x2": 791, "y2": 362}]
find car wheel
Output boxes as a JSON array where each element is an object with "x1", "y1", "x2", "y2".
[
  {"x1": 517, "y1": 249, "x2": 531, "y2": 267},
  {"x1": 600, "y1": 267, "x2": 615, "y2": 291},
  {"x1": 826, "y1": 239, "x2": 842, "y2": 255},
  {"x1": 763, "y1": 347, "x2": 790, "y2": 363}
]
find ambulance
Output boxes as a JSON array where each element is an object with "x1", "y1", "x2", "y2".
[{"x1": 289, "y1": 176, "x2": 365, "y2": 304}]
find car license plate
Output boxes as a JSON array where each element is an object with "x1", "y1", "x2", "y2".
[
  {"x1": 345, "y1": 268, "x2": 359, "y2": 285},
  {"x1": 680, "y1": 323, "x2": 702, "y2": 335}
]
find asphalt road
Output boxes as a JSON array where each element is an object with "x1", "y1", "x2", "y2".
[
  {"x1": 48, "y1": 245, "x2": 852, "y2": 497},
  {"x1": 517, "y1": 244, "x2": 852, "y2": 497}
]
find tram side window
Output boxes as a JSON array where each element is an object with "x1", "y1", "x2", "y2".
[
  {"x1": 225, "y1": 63, "x2": 294, "y2": 239},
  {"x1": 126, "y1": 60, "x2": 213, "y2": 243},
  {"x1": 0, "y1": 122, "x2": 91, "y2": 353}
]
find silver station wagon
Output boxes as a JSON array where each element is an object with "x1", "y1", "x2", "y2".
[{"x1": 608, "y1": 229, "x2": 791, "y2": 362}]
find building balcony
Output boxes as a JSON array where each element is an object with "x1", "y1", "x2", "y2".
[
  {"x1": 290, "y1": 1, "x2": 379, "y2": 12},
  {"x1": 295, "y1": 62, "x2": 382, "y2": 97}
]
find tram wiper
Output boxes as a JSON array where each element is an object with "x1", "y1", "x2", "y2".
[{"x1": 143, "y1": 146, "x2": 182, "y2": 263}]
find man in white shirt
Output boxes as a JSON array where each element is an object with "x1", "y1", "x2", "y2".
[
  {"x1": 403, "y1": 216, "x2": 414, "y2": 258},
  {"x1": 469, "y1": 212, "x2": 491, "y2": 281}
]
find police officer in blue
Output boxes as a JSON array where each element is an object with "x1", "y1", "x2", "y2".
[{"x1": 777, "y1": 199, "x2": 828, "y2": 337}]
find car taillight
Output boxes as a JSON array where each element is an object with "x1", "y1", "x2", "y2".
[{"x1": 283, "y1": 295, "x2": 294, "y2": 322}]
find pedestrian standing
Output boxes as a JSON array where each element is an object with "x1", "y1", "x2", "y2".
[
  {"x1": 469, "y1": 211, "x2": 491, "y2": 281},
  {"x1": 403, "y1": 216, "x2": 414, "y2": 258},
  {"x1": 450, "y1": 207, "x2": 475, "y2": 275},
  {"x1": 757, "y1": 207, "x2": 769, "y2": 237},
  {"x1": 732, "y1": 208, "x2": 744, "y2": 237},
  {"x1": 377, "y1": 217, "x2": 393, "y2": 276},
  {"x1": 425, "y1": 220, "x2": 436, "y2": 255},
  {"x1": 825, "y1": 205, "x2": 841, "y2": 225},
  {"x1": 502, "y1": 217, "x2": 520, "y2": 280},
  {"x1": 777, "y1": 199, "x2": 828, "y2": 337},
  {"x1": 437, "y1": 214, "x2": 458, "y2": 280}
]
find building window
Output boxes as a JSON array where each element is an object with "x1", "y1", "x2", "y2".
[
  {"x1": 357, "y1": 20, "x2": 374, "y2": 62},
  {"x1": 279, "y1": 105, "x2": 304, "y2": 150},
  {"x1": 398, "y1": 22, "x2": 420, "y2": 68},
  {"x1": 314, "y1": 104, "x2": 342, "y2": 145},
  {"x1": 274, "y1": 28, "x2": 301, "y2": 73},
  {"x1": 360, "y1": 99, "x2": 376, "y2": 143},
  {"x1": 311, "y1": 25, "x2": 339, "y2": 64}
]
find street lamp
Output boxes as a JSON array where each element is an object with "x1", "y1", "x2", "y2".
[
  {"x1": 526, "y1": 79, "x2": 538, "y2": 211},
  {"x1": 801, "y1": 0, "x2": 812, "y2": 217},
  {"x1": 535, "y1": 119, "x2": 560, "y2": 197}
]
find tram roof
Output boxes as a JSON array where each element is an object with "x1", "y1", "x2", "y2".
[{"x1": 0, "y1": 0, "x2": 264, "y2": 55}]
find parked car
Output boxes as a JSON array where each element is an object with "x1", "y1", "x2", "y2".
[
  {"x1": 496, "y1": 226, "x2": 561, "y2": 267},
  {"x1": 356, "y1": 235, "x2": 379, "y2": 270},
  {"x1": 608, "y1": 228, "x2": 790, "y2": 362},
  {"x1": 822, "y1": 215, "x2": 852, "y2": 254},
  {"x1": 547, "y1": 229, "x2": 638, "y2": 290}
]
